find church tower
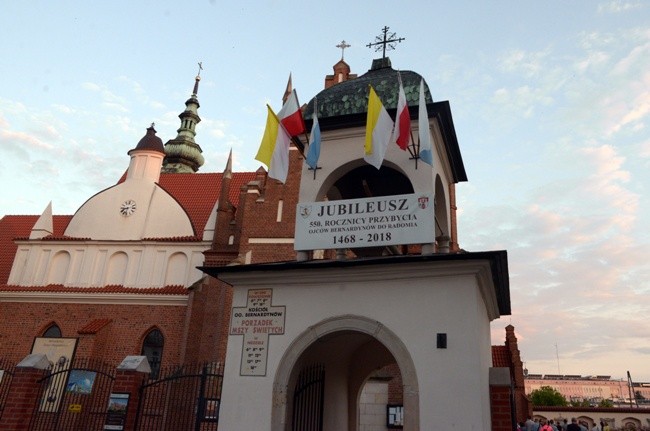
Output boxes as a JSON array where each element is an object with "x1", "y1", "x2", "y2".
[
  {"x1": 205, "y1": 33, "x2": 511, "y2": 431},
  {"x1": 162, "y1": 68, "x2": 205, "y2": 173}
]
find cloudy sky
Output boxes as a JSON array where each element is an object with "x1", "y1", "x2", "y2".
[{"x1": 1, "y1": 1, "x2": 648, "y2": 381}]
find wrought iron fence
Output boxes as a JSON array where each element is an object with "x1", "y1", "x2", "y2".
[
  {"x1": 135, "y1": 361, "x2": 224, "y2": 431},
  {"x1": 0, "y1": 359, "x2": 15, "y2": 422},
  {"x1": 29, "y1": 357, "x2": 115, "y2": 431}
]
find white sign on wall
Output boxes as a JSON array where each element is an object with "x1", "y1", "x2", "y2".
[
  {"x1": 295, "y1": 193, "x2": 435, "y2": 251},
  {"x1": 230, "y1": 289, "x2": 286, "y2": 376}
]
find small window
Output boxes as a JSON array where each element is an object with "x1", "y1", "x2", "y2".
[
  {"x1": 141, "y1": 329, "x2": 164, "y2": 379},
  {"x1": 43, "y1": 324, "x2": 62, "y2": 338}
]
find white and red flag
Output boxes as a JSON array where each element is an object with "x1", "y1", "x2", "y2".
[
  {"x1": 393, "y1": 73, "x2": 411, "y2": 150},
  {"x1": 278, "y1": 89, "x2": 306, "y2": 137}
]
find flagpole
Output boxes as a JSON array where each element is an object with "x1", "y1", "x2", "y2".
[
  {"x1": 408, "y1": 129, "x2": 419, "y2": 170},
  {"x1": 291, "y1": 89, "x2": 308, "y2": 158}
]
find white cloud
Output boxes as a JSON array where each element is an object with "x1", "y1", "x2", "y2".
[
  {"x1": 0, "y1": 128, "x2": 54, "y2": 151},
  {"x1": 498, "y1": 48, "x2": 550, "y2": 77},
  {"x1": 490, "y1": 85, "x2": 554, "y2": 119},
  {"x1": 52, "y1": 104, "x2": 75, "y2": 114},
  {"x1": 597, "y1": 1, "x2": 643, "y2": 13}
]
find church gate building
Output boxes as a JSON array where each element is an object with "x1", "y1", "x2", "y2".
[{"x1": 0, "y1": 51, "x2": 528, "y2": 430}]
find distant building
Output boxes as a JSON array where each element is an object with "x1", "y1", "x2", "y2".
[{"x1": 526, "y1": 374, "x2": 650, "y2": 406}]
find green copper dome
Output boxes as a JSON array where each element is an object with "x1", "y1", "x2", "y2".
[{"x1": 304, "y1": 57, "x2": 433, "y2": 119}]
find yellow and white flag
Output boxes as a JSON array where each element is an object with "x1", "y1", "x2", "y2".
[
  {"x1": 255, "y1": 105, "x2": 292, "y2": 183},
  {"x1": 364, "y1": 85, "x2": 394, "y2": 169}
]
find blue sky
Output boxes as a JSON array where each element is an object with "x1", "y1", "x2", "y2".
[{"x1": 1, "y1": 1, "x2": 649, "y2": 381}]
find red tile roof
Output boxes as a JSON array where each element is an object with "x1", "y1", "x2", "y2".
[
  {"x1": 492, "y1": 345, "x2": 512, "y2": 368},
  {"x1": 0, "y1": 284, "x2": 188, "y2": 295},
  {"x1": 78, "y1": 318, "x2": 113, "y2": 334},
  {"x1": 0, "y1": 215, "x2": 72, "y2": 285},
  {"x1": 157, "y1": 172, "x2": 256, "y2": 235}
]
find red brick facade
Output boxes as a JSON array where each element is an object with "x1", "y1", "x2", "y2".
[{"x1": 0, "y1": 302, "x2": 187, "y2": 367}]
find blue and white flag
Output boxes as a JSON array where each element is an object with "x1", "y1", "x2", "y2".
[
  {"x1": 306, "y1": 112, "x2": 321, "y2": 169},
  {"x1": 418, "y1": 79, "x2": 433, "y2": 166}
]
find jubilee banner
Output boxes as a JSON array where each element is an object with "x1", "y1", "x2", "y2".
[{"x1": 294, "y1": 193, "x2": 434, "y2": 251}]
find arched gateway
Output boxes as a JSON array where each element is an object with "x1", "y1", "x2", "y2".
[
  {"x1": 202, "y1": 55, "x2": 511, "y2": 430},
  {"x1": 272, "y1": 315, "x2": 419, "y2": 431}
]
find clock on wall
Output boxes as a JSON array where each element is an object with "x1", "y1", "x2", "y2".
[{"x1": 120, "y1": 200, "x2": 137, "y2": 217}]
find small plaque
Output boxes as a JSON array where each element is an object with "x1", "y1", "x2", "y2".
[
  {"x1": 117, "y1": 356, "x2": 151, "y2": 373},
  {"x1": 68, "y1": 404, "x2": 82, "y2": 413}
]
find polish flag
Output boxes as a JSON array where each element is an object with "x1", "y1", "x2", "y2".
[
  {"x1": 278, "y1": 89, "x2": 306, "y2": 137},
  {"x1": 393, "y1": 75, "x2": 411, "y2": 150}
]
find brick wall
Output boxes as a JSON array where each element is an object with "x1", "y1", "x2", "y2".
[
  {"x1": 0, "y1": 367, "x2": 47, "y2": 431},
  {"x1": 490, "y1": 385, "x2": 514, "y2": 431},
  {"x1": 0, "y1": 302, "x2": 186, "y2": 368}
]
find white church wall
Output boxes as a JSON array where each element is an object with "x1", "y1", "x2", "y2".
[
  {"x1": 359, "y1": 381, "x2": 390, "y2": 431},
  {"x1": 7, "y1": 240, "x2": 209, "y2": 288},
  {"x1": 64, "y1": 180, "x2": 194, "y2": 241}
]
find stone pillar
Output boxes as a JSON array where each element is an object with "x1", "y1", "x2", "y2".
[
  {"x1": 436, "y1": 235, "x2": 451, "y2": 254},
  {"x1": 0, "y1": 354, "x2": 50, "y2": 431},
  {"x1": 296, "y1": 251, "x2": 309, "y2": 261},
  {"x1": 113, "y1": 356, "x2": 151, "y2": 431}
]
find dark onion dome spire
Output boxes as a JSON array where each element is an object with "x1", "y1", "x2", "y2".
[
  {"x1": 162, "y1": 65, "x2": 205, "y2": 173},
  {"x1": 130, "y1": 123, "x2": 164, "y2": 154},
  {"x1": 304, "y1": 57, "x2": 433, "y2": 121}
]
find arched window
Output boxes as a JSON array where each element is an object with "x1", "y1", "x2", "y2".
[
  {"x1": 43, "y1": 324, "x2": 62, "y2": 338},
  {"x1": 141, "y1": 329, "x2": 164, "y2": 379}
]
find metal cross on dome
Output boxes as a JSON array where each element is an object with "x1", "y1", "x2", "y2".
[
  {"x1": 366, "y1": 26, "x2": 405, "y2": 58},
  {"x1": 336, "y1": 40, "x2": 351, "y2": 60}
]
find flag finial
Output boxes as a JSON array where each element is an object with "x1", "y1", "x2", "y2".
[{"x1": 366, "y1": 26, "x2": 404, "y2": 59}]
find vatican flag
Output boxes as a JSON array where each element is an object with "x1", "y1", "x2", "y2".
[{"x1": 364, "y1": 85, "x2": 394, "y2": 169}]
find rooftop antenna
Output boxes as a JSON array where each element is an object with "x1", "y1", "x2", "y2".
[{"x1": 555, "y1": 342, "x2": 561, "y2": 375}]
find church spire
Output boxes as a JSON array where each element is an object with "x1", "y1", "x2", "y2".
[{"x1": 162, "y1": 63, "x2": 205, "y2": 173}]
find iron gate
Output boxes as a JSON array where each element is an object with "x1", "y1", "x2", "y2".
[
  {"x1": 0, "y1": 359, "x2": 15, "y2": 422},
  {"x1": 135, "y1": 362, "x2": 223, "y2": 431},
  {"x1": 29, "y1": 358, "x2": 115, "y2": 431},
  {"x1": 292, "y1": 363, "x2": 325, "y2": 431}
]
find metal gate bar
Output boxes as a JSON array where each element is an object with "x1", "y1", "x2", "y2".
[
  {"x1": 0, "y1": 359, "x2": 15, "y2": 422},
  {"x1": 292, "y1": 363, "x2": 325, "y2": 431},
  {"x1": 135, "y1": 362, "x2": 223, "y2": 431}
]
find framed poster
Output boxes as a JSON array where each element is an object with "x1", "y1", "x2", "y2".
[
  {"x1": 31, "y1": 337, "x2": 77, "y2": 369},
  {"x1": 66, "y1": 370, "x2": 96, "y2": 395},
  {"x1": 31, "y1": 337, "x2": 78, "y2": 412},
  {"x1": 387, "y1": 404, "x2": 404, "y2": 428},
  {"x1": 104, "y1": 393, "x2": 130, "y2": 430}
]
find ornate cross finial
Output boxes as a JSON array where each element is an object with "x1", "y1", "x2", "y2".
[
  {"x1": 366, "y1": 26, "x2": 405, "y2": 59},
  {"x1": 336, "y1": 40, "x2": 351, "y2": 60},
  {"x1": 197, "y1": 61, "x2": 203, "y2": 77}
]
